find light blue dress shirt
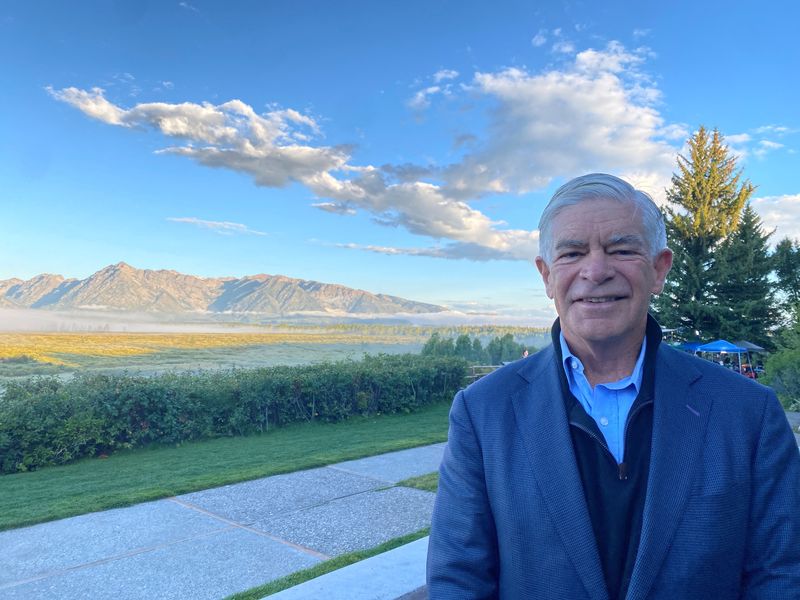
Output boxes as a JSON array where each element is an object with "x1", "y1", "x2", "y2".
[{"x1": 559, "y1": 333, "x2": 646, "y2": 464}]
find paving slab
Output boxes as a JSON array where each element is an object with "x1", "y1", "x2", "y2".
[
  {"x1": 256, "y1": 487, "x2": 436, "y2": 557},
  {"x1": 177, "y1": 466, "x2": 385, "y2": 524},
  {"x1": 328, "y1": 443, "x2": 445, "y2": 483},
  {"x1": 0, "y1": 499, "x2": 225, "y2": 587},
  {"x1": 6, "y1": 526, "x2": 320, "y2": 600},
  {"x1": 269, "y1": 536, "x2": 429, "y2": 600},
  {"x1": 0, "y1": 443, "x2": 443, "y2": 600}
]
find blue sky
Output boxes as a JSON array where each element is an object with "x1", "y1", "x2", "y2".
[{"x1": 1, "y1": 1, "x2": 798, "y2": 325}]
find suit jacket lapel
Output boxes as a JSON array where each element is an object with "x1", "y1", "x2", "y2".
[
  {"x1": 513, "y1": 350, "x2": 609, "y2": 600},
  {"x1": 625, "y1": 347, "x2": 709, "y2": 600}
]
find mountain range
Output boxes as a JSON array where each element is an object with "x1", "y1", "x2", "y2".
[{"x1": 0, "y1": 263, "x2": 446, "y2": 317}]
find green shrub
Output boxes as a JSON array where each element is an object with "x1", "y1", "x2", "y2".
[
  {"x1": 763, "y1": 346, "x2": 800, "y2": 411},
  {"x1": 0, "y1": 354, "x2": 467, "y2": 473}
]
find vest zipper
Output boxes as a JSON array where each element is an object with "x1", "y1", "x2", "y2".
[
  {"x1": 572, "y1": 398, "x2": 653, "y2": 481},
  {"x1": 570, "y1": 422, "x2": 623, "y2": 477}
]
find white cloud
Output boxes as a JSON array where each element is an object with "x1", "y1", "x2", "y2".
[
  {"x1": 179, "y1": 1, "x2": 199, "y2": 12},
  {"x1": 408, "y1": 69, "x2": 460, "y2": 109},
  {"x1": 753, "y1": 124, "x2": 790, "y2": 135},
  {"x1": 751, "y1": 194, "x2": 800, "y2": 243},
  {"x1": 531, "y1": 29, "x2": 547, "y2": 47},
  {"x1": 167, "y1": 217, "x2": 266, "y2": 236},
  {"x1": 49, "y1": 40, "x2": 686, "y2": 263},
  {"x1": 726, "y1": 133, "x2": 752, "y2": 145},
  {"x1": 433, "y1": 69, "x2": 459, "y2": 83},
  {"x1": 753, "y1": 139, "x2": 784, "y2": 157},
  {"x1": 312, "y1": 202, "x2": 357, "y2": 215},
  {"x1": 407, "y1": 85, "x2": 442, "y2": 110},
  {"x1": 47, "y1": 86, "x2": 127, "y2": 125},
  {"x1": 441, "y1": 42, "x2": 678, "y2": 202},
  {"x1": 633, "y1": 28, "x2": 651, "y2": 38},
  {"x1": 552, "y1": 40, "x2": 575, "y2": 54}
]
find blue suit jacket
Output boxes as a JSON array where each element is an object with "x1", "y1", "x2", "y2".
[{"x1": 427, "y1": 342, "x2": 800, "y2": 599}]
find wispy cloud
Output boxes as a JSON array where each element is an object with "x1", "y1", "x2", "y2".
[
  {"x1": 167, "y1": 217, "x2": 266, "y2": 236},
  {"x1": 179, "y1": 1, "x2": 199, "y2": 13},
  {"x1": 433, "y1": 69, "x2": 459, "y2": 83},
  {"x1": 531, "y1": 29, "x2": 547, "y2": 47},
  {"x1": 754, "y1": 139, "x2": 784, "y2": 158},
  {"x1": 407, "y1": 85, "x2": 443, "y2": 110},
  {"x1": 725, "y1": 124, "x2": 793, "y2": 159},
  {"x1": 552, "y1": 40, "x2": 575, "y2": 54}
]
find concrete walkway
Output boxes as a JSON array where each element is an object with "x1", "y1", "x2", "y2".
[
  {"x1": 0, "y1": 443, "x2": 445, "y2": 600},
  {"x1": 3, "y1": 412, "x2": 797, "y2": 600}
]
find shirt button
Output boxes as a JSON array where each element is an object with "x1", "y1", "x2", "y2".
[
  {"x1": 570, "y1": 359, "x2": 578, "y2": 369},
  {"x1": 599, "y1": 417, "x2": 609, "y2": 427}
]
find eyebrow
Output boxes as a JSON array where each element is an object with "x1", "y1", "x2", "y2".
[
  {"x1": 607, "y1": 234, "x2": 645, "y2": 247},
  {"x1": 553, "y1": 234, "x2": 645, "y2": 252}
]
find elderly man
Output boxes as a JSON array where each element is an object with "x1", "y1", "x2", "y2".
[{"x1": 427, "y1": 173, "x2": 800, "y2": 599}]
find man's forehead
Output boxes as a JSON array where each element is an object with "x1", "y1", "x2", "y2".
[{"x1": 551, "y1": 200, "x2": 646, "y2": 240}]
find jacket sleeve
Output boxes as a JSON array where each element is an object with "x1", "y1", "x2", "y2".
[
  {"x1": 741, "y1": 389, "x2": 800, "y2": 598},
  {"x1": 427, "y1": 388, "x2": 499, "y2": 599}
]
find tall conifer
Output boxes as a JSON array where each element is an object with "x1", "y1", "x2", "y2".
[
  {"x1": 711, "y1": 204, "x2": 776, "y2": 348},
  {"x1": 654, "y1": 127, "x2": 754, "y2": 338}
]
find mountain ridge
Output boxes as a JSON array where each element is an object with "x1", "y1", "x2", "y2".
[{"x1": 0, "y1": 263, "x2": 445, "y2": 317}]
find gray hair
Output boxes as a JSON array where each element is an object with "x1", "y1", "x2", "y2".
[{"x1": 537, "y1": 173, "x2": 667, "y2": 264}]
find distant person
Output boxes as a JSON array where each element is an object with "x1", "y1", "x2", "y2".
[
  {"x1": 428, "y1": 173, "x2": 800, "y2": 598},
  {"x1": 522, "y1": 348, "x2": 528, "y2": 358}
]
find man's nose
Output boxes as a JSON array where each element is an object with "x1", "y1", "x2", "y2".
[{"x1": 580, "y1": 252, "x2": 614, "y2": 283}]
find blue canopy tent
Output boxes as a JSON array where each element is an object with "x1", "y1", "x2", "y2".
[
  {"x1": 695, "y1": 340, "x2": 751, "y2": 374},
  {"x1": 676, "y1": 341, "x2": 705, "y2": 353}
]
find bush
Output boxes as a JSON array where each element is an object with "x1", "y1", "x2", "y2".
[
  {"x1": 763, "y1": 347, "x2": 800, "y2": 411},
  {"x1": 0, "y1": 354, "x2": 467, "y2": 474}
]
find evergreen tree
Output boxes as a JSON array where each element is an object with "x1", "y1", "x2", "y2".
[
  {"x1": 711, "y1": 204, "x2": 777, "y2": 348},
  {"x1": 454, "y1": 334, "x2": 473, "y2": 360},
  {"x1": 772, "y1": 237, "x2": 800, "y2": 319},
  {"x1": 654, "y1": 126, "x2": 754, "y2": 338},
  {"x1": 471, "y1": 337, "x2": 489, "y2": 363}
]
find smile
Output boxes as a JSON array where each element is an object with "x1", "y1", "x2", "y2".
[{"x1": 577, "y1": 296, "x2": 625, "y2": 303}]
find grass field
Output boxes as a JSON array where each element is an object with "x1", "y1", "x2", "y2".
[
  {"x1": 0, "y1": 330, "x2": 420, "y2": 367},
  {"x1": 0, "y1": 400, "x2": 451, "y2": 531},
  {"x1": 0, "y1": 331, "x2": 424, "y2": 379},
  {"x1": 0, "y1": 325, "x2": 550, "y2": 379}
]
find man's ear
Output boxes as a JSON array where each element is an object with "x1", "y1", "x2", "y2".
[
  {"x1": 650, "y1": 248, "x2": 673, "y2": 294},
  {"x1": 535, "y1": 256, "x2": 554, "y2": 299}
]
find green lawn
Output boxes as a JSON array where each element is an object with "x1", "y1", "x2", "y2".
[
  {"x1": 398, "y1": 471, "x2": 439, "y2": 492},
  {"x1": 0, "y1": 402, "x2": 450, "y2": 531}
]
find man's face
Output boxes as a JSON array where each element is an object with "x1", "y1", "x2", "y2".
[{"x1": 535, "y1": 199, "x2": 672, "y2": 353}]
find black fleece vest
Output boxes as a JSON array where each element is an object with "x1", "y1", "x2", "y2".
[{"x1": 551, "y1": 316, "x2": 661, "y2": 600}]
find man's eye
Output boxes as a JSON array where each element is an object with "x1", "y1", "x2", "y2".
[{"x1": 558, "y1": 252, "x2": 582, "y2": 260}]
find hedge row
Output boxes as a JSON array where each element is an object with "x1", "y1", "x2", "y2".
[{"x1": 0, "y1": 354, "x2": 467, "y2": 474}]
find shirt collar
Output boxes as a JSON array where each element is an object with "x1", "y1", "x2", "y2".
[{"x1": 559, "y1": 332, "x2": 647, "y2": 392}]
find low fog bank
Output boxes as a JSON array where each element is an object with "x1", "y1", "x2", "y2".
[
  {"x1": 0, "y1": 308, "x2": 554, "y2": 332},
  {"x1": 0, "y1": 309, "x2": 269, "y2": 333}
]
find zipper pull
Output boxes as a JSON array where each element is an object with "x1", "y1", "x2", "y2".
[{"x1": 618, "y1": 462, "x2": 628, "y2": 480}]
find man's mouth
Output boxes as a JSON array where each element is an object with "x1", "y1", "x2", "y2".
[{"x1": 576, "y1": 296, "x2": 625, "y2": 303}]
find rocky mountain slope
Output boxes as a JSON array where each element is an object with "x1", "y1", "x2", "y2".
[{"x1": 0, "y1": 263, "x2": 445, "y2": 316}]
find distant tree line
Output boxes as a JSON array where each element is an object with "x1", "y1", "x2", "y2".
[
  {"x1": 652, "y1": 126, "x2": 800, "y2": 408},
  {"x1": 422, "y1": 332, "x2": 530, "y2": 365}
]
